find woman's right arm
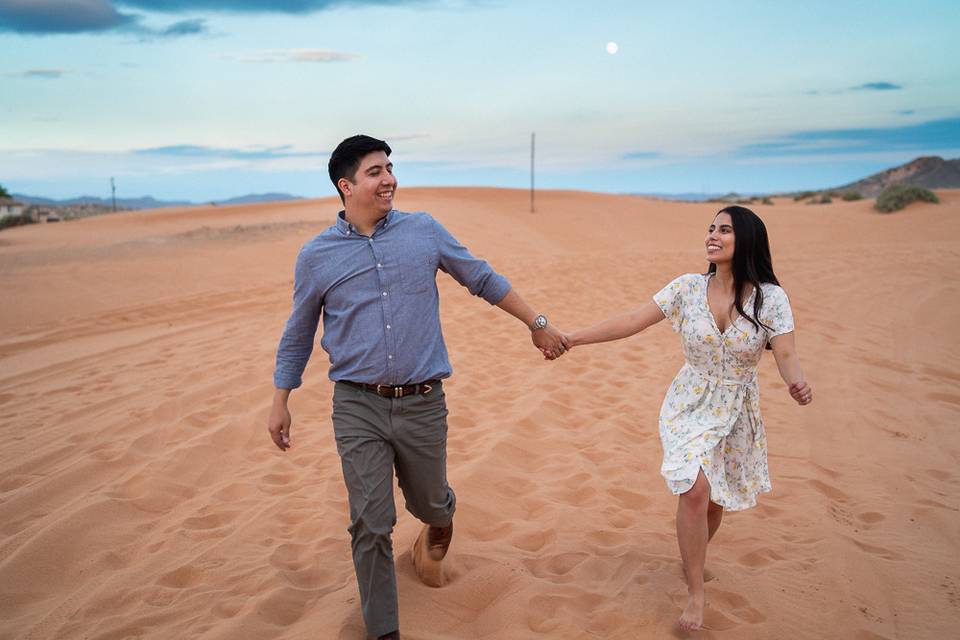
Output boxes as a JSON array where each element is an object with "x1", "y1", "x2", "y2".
[{"x1": 566, "y1": 301, "x2": 666, "y2": 348}]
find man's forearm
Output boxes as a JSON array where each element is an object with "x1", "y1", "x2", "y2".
[{"x1": 494, "y1": 289, "x2": 538, "y2": 328}]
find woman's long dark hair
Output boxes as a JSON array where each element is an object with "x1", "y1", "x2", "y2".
[{"x1": 706, "y1": 205, "x2": 779, "y2": 334}]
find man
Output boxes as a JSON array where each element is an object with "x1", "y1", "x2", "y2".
[{"x1": 267, "y1": 135, "x2": 566, "y2": 640}]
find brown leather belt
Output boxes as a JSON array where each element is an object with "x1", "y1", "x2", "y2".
[{"x1": 342, "y1": 380, "x2": 438, "y2": 398}]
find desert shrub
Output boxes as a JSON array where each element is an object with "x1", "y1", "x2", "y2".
[
  {"x1": 818, "y1": 195, "x2": 832, "y2": 204},
  {"x1": 841, "y1": 192, "x2": 863, "y2": 201},
  {"x1": 793, "y1": 191, "x2": 817, "y2": 201},
  {"x1": 875, "y1": 184, "x2": 939, "y2": 213},
  {"x1": 761, "y1": 196, "x2": 774, "y2": 205},
  {"x1": 0, "y1": 212, "x2": 35, "y2": 231}
]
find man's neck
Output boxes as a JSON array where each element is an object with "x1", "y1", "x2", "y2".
[{"x1": 344, "y1": 207, "x2": 386, "y2": 237}]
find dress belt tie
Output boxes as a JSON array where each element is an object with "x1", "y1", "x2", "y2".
[
  {"x1": 684, "y1": 362, "x2": 757, "y2": 387},
  {"x1": 683, "y1": 363, "x2": 762, "y2": 442}
]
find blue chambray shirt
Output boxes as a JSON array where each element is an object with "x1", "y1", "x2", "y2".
[{"x1": 273, "y1": 209, "x2": 512, "y2": 388}]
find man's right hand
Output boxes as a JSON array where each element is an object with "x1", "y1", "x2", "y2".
[{"x1": 268, "y1": 393, "x2": 292, "y2": 451}]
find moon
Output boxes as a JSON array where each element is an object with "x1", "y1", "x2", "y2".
[{"x1": 606, "y1": 41, "x2": 618, "y2": 55}]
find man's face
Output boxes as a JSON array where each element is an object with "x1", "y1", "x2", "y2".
[{"x1": 341, "y1": 151, "x2": 396, "y2": 215}]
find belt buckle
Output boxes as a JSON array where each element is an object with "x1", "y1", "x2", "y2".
[{"x1": 376, "y1": 384, "x2": 402, "y2": 398}]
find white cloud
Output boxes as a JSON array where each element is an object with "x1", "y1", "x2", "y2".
[{"x1": 221, "y1": 48, "x2": 359, "y2": 63}]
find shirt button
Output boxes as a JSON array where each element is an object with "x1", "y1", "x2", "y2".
[
  {"x1": 388, "y1": 355, "x2": 393, "y2": 359},
  {"x1": 386, "y1": 324, "x2": 391, "y2": 329},
  {"x1": 377, "y1": 263, "x2": 382, "y2": 269},
  {"x1": 369, "y1": 238, "x2": 374, "y2": 243},
  {"x1": 382, "y1": 292, "x2": 387, "y2": 297}
]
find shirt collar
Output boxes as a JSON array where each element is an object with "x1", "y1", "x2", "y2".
[{"x1": 336, "y1": 209, "x2": 396, "y2": 236}]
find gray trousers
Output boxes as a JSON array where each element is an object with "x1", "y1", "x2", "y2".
[{"x1": 331, "y1": 381, "x2": 456, "y2": 637}]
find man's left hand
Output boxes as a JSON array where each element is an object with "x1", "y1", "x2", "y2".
[{"x1": 532, "y1": 324, "x2": 569, "y2": 360}]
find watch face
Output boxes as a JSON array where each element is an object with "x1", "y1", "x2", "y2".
[{"x1": 535, "y1": 315, "x2": 547, "y2": 329}]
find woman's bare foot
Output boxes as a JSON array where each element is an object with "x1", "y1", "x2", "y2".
[{"x1": 679, "y1": 593, "x2": 704, "y2": 632}]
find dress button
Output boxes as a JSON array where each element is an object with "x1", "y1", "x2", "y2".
[
  {"x1": 386, "y1": 324, "x2": 391, "y2": 329},
  {"x1": 388, "y1": 355, "x2": 393, "y2": 360},
  {"x1": 377, "y1": 263, "x2": 382, "y2": 269},
  {"x1": 382, "y1": 292, "x2": 387, "y2": 297}
]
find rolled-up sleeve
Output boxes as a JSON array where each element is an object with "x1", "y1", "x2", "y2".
[
  {"x1": 429, "y1": 215, "x2": 511, "y2": 304},
  {"x1": 273, "y1": 248, "x2": 323, "y2": 389}
]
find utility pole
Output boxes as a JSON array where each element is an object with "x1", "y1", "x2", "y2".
[
  {"x1": 530, "y1": 132, "x2": 535, "y2": 213},
  {"x1": 111, "y1": 177, "x2": 116, "y2": 212}
]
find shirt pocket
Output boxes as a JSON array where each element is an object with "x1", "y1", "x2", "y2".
[{"x1": 398, "y1": 245, "x2": 436, "y2": 294}]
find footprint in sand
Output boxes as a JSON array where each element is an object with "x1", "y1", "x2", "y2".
[
  {"x1": 828, "y1": 503, "x2": 855, "y2": 527},
  {"x1": 850, "y1": 538, "x2": 905, "y2": 561},
  {"x1": 525, "y1": 594, "x2": 566, "y2": 633},
  {"x1": 606, "y1": 486, "x2": 653, "y2": 510},
  {"x1": 254, "y1": 586, "x2": 313, "y2": 626},
  {"x1": 523, "y1": 552, "x2": 589, "y2": 580},
  {"x1": 270, "y1": 544, "x2": 340, "y2": 590},
  {"x1": 156, "y1": 563, "x2": 206, "y2": 589},
  {"x1": 711, "y1": 589, "x2": 767, "y2": 624},
  {"x1": 916, "y1": 498, "x2": 959, "y2": 511},
  {"x1": 211, "y1": 599, "x2": 243, "y2": 619},
  {"x1": 856, "y1": 512, "x2": 885, "y2": 526},
  {"x1": 510, "y1": 529, "x2": 555, "y2": 552},
  {"x1": 181, "y1": 509, "x2": 240, "y2": 531},
  {"x1": 925, "y1": 468, "x2": 955, "y2": 482},
  {"x1": 585, "y1": 529, "x2": 628, "y2": 553},
  {"x1": 808, "y1": 478, "x2": 851, "y2": 502},
  {"x1": 604, "y1": 509, "x2": 635, "y2": 529},
  {"x1": 737, "y1": 547, "x2": 786, "y2": 568}
]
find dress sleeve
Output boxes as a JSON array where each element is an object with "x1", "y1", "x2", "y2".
[
  {"x1": 760, "y1": 285, "x2": 795, "y2": 338},
  {"x1": 653, "y1": 275, "x2": 688, "y2": 333}
]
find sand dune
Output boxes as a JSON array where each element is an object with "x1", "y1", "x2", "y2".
[{"x1": 1, "y1": 188, "x2": 958, "y2": 639}]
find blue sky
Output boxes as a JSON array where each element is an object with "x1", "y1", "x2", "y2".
[{"x1": 1, "y1": 0, "x2": 959, "y2": 200}]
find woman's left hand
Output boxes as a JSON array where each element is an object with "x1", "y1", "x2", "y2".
[{"x1": 789, "y1": 381, "x2": 813, "y2": 405}]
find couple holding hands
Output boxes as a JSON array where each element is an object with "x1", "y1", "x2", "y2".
[{"x1": 267, "y1": 135, "x2": 812, "y2": 638}]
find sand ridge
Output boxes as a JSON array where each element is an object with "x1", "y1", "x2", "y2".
[{"x1": 1, "y1": 188, "x2": 958, "y2": 639}]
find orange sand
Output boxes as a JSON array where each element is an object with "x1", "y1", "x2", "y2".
[{"x1": 1, "y1": 188, "x2": 958, "y2": 639}]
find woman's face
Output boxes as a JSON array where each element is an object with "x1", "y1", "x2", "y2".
[{"x1": 705, "y1": 212, "x2": 735, "y2": 265}]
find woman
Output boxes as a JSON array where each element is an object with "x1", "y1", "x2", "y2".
[{"x1": 562, "y1": 205, "x2": 812, "y2": 631}]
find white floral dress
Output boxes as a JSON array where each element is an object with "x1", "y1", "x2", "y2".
[{"x1": 654, "y1": 273, "x2": 794, "y2": 511}]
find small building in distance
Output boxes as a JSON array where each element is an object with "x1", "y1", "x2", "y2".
[
  {"x1": 0, "y1": 197, "x2": 26, "y2": 219},
  {"x1": 28, "y1": 207, "x2": 61, "y2": 223}
]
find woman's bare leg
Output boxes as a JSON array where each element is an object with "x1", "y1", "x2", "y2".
[
  {"x1": 677, "y1": 470, "x2": 711, "y2": 632},
  {"x1": 707, "y1": 500, "x2": 724, "y2": 542}
]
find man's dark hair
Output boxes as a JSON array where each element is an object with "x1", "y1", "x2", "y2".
[{"x1": 328, "y1": 135, "x2": 392, "y2": 203}]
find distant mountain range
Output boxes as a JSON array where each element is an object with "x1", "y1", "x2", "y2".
[
  {"x1": 11, "y1": 192, "x2": 304, "y2": 209},
  {"x1": 831, "y1": 156, "x2": 960, "y2": 197},
  {"x1": 10, "y1": 156, "x2": 960, "y2": 208},
  {"x1": 636, "y1": 157, "x2": 960, "y2": 201}
]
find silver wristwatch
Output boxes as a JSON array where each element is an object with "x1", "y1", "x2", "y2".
[{"x1": 530, "y1": 314, "x2": 548, "y2": 331}]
